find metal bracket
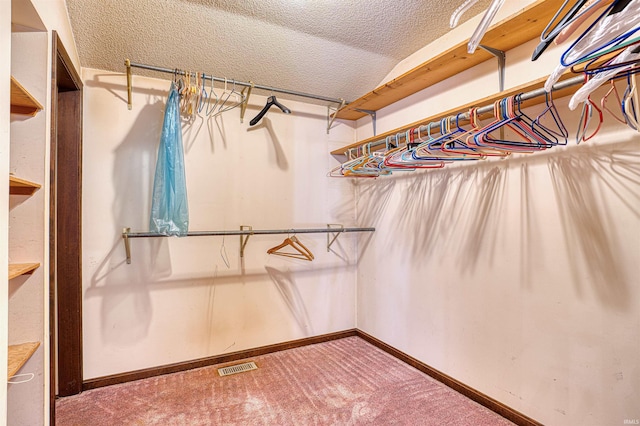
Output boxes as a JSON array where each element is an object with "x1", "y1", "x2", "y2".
[
  {"x1": 240, "y1": 82, "x2": 254, "y2": 123},
  {"x1": 354, "y1": 109, "x2": 377, "y2": 136},
  {"x1": 123, "y1": 227, "x2": 132, "y2": 264},
  {"x1": 327, "y1": 99, "x2": 346, "y2": 134},
  {"x1": 478, "y1": 45, "x2": 506, "y2": 92},
  {"x1": 125, "y1": 59, "x2": 132, "y2": 110},
  {"x1": 240, "y1": 225, "x2": 253, "y2": 258},
  {"x1": 327, "y1": 224, "x2": 344, "y2": 252}
]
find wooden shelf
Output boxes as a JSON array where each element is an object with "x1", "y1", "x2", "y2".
[
  {"x1": 335, "y1": 0, "x2": 564, "y2": 121},
  {"x1": 10, "y1": 76, "x2": 43, "y2": 116},
  {"x1": 331, "y1": 72, "x2": 580, "y2": 156},
  {"x1": 9, "y1": 175, "x2": 41, "y2": 195},
  {"x1": 8, "y1": 342, "x2": 40, "y2": 379},
  {"x1": 8, "y1": 263, "x2": 40, "y2": 280}
]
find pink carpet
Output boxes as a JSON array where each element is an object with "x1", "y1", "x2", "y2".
[{"x1": 56, "y1": 337, "x2": 514, "y2": 425}]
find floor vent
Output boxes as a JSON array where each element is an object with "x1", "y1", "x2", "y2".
[{"x1": 217, "y1": 361, "x2": 258, "y2": 377}]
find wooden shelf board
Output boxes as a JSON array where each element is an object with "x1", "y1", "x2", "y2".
[
  {"x1": 9, "y1": 175, "x2": 42, "y2": 195},
  {"x1": 10, "y1": 76, "x2": 43, "y2": 116},
  {"x1": 8, "y1": 263, "x2": 40, "y2": 280},
  {"x1": 8, "y1": 342, "x2": 40, "y2": 379},
  {"x1": 331, "y1": 72, "x2": 580, "y2": 156},
  {"x1": 335, "y1": 0, "x2": 565, "y2": 120}
]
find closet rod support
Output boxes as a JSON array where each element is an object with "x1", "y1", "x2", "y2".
[
  {"x1": 123, "y1": 227, "x2": 132, "y2": 264},
  {"x1": 327, "y1": 99, "x2": 346, "y2": 134},
  {"x1": 125, "y1": 59, "x2": 132, "y2": 110},
  {"x1": 478, "y1": 45, "x2": 505, "y2": 92},
  {"x1": 240, "y1": 83, "x2": 254, "y2": 123},
  {"x1": 240, "y1": 225, "x2": 253, "y2": 258},
  {"x1": 327, "y1": 224, "x2": 345, "y2": 252},
  {"x1": 354, "y1": 109, "x2": 377, "y2": 136}
]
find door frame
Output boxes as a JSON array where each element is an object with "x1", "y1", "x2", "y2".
[{"x1": 49, "y1": 30, "x2": 83, "y2": 421}]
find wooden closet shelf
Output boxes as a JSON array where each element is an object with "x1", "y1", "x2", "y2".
[
  {"x1": 9, "y1": 175, "x2": 42, "y2": 195},
  {"x1": 8, "y1": 342, "x2": 40, "y2": 379},
  {"x1": 8, "y1": 263, "x2": 40, "y2": 280},
  {"x1": 331, "y1": 72, "x2": 580, "y2": 156},
  {"x1": 334, "y1": 0, "x2": 564, "y2": 121},
  {"x1": 10, "y1": 76, "x2": 43, "y2": 116}
]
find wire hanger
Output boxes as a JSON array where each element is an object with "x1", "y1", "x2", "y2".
[
  {"x1": 250, "y1": 90, "x2": 292, "y2": 126},
  {"x1": 267, "y1": 235, "x2": 314, "y2": 261}
]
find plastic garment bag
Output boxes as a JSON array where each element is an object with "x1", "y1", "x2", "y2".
[{"x1": 149, "y1": 82, "x2": 189, "y2": 236}]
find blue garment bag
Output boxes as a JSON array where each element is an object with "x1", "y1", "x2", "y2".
[{"x1": 149, "y1": 82, "x2": 189, "y2": 236}]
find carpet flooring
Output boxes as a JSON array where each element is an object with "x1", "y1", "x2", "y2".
[{"x1": 56, "y1": 336, "x2": 514, "y2": 425}]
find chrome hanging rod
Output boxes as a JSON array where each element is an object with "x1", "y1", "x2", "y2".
[
  {"x1": 125, "y1": 60, "x2": 348, "y2": 107},
  {"x1": 122, "y1": 225, "x2": 375, "y2": 263},
  {"x1": 123, "y1": 227, "x2": 374, "y2": 238},
  {"x1": 346, "y1": 75, "x2": 585, "y2": 154}
]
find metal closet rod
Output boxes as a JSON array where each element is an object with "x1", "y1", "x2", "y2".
[
  {"x1": 356, "y1": 75, "x2": 585, "y2": 152},
  {"x1": 123, "y1": 227, "x2": 375, "y2": 238},
  {"x1": 126, "y1": 60, "x2": 348, "y2": 105},
  {"x1": 122, "y1": 226, "x2": 375, "y2": 264}
]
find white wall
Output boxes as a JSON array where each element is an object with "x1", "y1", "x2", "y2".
[
  {"x1": 354, "y1": 29, "x2": 640, "y2": 426},
  {"x1": 8, "y1": 31, "x2": 49, "y2": 426},
  {"x1": 0, "y1": 1, "x2": 12, "y2": 422},
  {"x1": 81, "y1": 68, "x2": 359, "y2": 379}
]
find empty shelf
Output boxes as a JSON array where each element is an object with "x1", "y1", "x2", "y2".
[
  {"x1": 10, "y1": 76, "x2": 43, "y2": 116},
  {"x1": 8, "y1": 342, "x2": 40, "y2": 379},
  {"x1": 8, "y1": 263, "x2": 40, "y2": 280},
  {"x1": 9, "y1": 175, "x2": 42, "y2": 196}
]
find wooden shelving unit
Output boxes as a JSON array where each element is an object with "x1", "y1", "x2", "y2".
[
  {"x1": 8, "y1": 263, "x2": 40, "y2": 280},
  {"x1": 9, "y1": 175, "x2": 41, "y2": 196},
  {"x1": 8, "y1": 342, "x2": 40, "y2": 379},
  {"x1": 334, "y1": 0, "x2": 564, "y2": 121},
  {"x1": 331, "y1": 72, "x2": 580, "y2": 155},
  {"x1": 10, "y1": 76, "x2": 43, "y2": 116}
]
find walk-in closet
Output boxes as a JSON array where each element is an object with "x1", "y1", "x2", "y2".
[{"x1": 2, "y1": 0, "x2": 639, "y2": 425}]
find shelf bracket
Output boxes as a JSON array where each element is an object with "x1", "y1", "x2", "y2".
[
  {"x1": 125, "y1": 59, "x2": 132, "y2": 110},
  {"x1": 354, "y1": 109, "x2": 377, "y2": 136},
  {"x1": 240, "y1": 225, "x2": 253, "y2": 258},
  {"x1": 240, "y1": 82, "x2": 254, "y2": 123},
  {"x1": 327, "y1": 224, "x2": 344, "y2": 252},
  {"x1": 327, "y1": 99, "x2": 346, "y2": 134},
  {"x1": 478, "y1": 45, "x2": 505, "y2": 92},
  {"x1": 123, "y1": 227, "x2": 132, "y2": 264}
]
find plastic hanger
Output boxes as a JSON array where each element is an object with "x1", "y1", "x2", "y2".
[
  {"x1": 545, "y1": 0, "x2": 640, "y2": 91},
  {"x1": 204, "y1": 76, "x2": 220, "y2": 116},
  {"x1": 250, "y1": 93, "x2": 291, "y2": 126},
  {"x1": 622, "y1": 72, "x2": 639, "y2": 129},
  {"x1": 267, "y1": 235, "x2": 314, "y2": 261},
  {"x1": 554, "y1": 0, "x2": 615, "y2": 45},
  {"x1": 532, "y1": 90, "x2": 569, "y2": 143},
  {"x1": 601, "y1": 79, "x2": 628, "y2": 123},
  {"x1": 561, "y1": 0, "x2": 639, "y2": 66},
  {"x1": 383, "y1": 128, "x2": 445, "y2": 169},
  {"x1": 532, "y1": 0, "x2": 591, "y2": 60},
  {"x1": 450, "y1": 0, "x2": 480, "y2": 28},
  {"x1": 575, "y1": 75, "x2": 604, "y2": 143},
  {"x1": 467, "y1": 0, "x2": 505, "y2": 54},
  {"x1": 215, "y1": 79, "x2": 245, "y2": 117}
]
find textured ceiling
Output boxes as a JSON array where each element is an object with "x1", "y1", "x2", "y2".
[{"x1": 66, "y1": 0, "x2": 493, "y2": 103}]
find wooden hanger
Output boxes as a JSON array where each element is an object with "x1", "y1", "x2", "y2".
[{"x1": 267, "y1": 236, "x2": 314, "y2": 261}]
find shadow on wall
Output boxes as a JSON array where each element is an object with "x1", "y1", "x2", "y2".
[
  {"x1": 548, "y1": 140, "x2": 639, "y2": 309},
  {"x1": 247, "y1": 117, "x2": 289, "y2": 171},
  {"x1": 86, "y1": 101, "x2": 166, "y2": 346},
  {"x1": 265, "y1": 266, "x2": 313, "y2": 335},
  {"x1": 354, "y1": 139, "x2": 638, "y2": 310}
]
